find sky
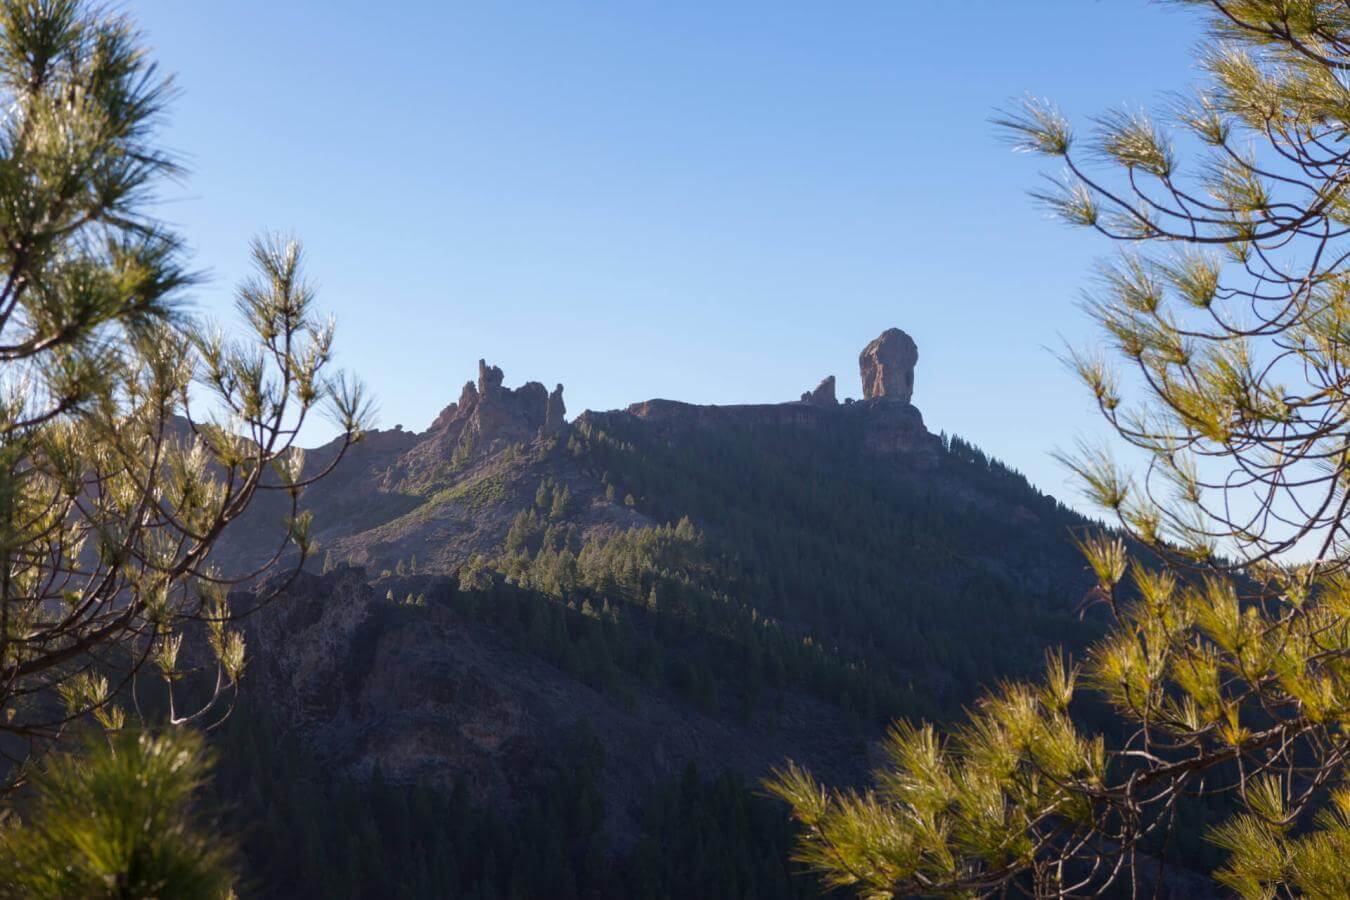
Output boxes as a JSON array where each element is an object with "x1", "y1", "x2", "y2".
[{"x1": 128, "y1": 1, "x2": 1205, "y2": 507}]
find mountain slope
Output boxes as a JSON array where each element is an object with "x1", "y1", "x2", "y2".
[{"x1": 218, "y1": 329, "x2": 1109, "y2": 897}]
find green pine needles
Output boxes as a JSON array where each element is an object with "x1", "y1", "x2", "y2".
[
  {"x1": 0, "y1": 0, "x2": 369, "y2": 784},
  {"x1": 0, "y1": 0, "x2": 370, "y2": 891},
  {"x1": 770, "y1": 2, "x2": 1350, "y2": 897},
  {"x1": 0, "y1": 729, "x2": 234, "y2": 900}
]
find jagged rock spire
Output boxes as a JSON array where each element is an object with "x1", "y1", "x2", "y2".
[
  {"x1": 427, "y1": 361, "x2": 565, "y2": 448},
  {"x1": 543, "y1": 384, "x2": 566, "y2": 435},
  {"x1": 477, "y1": 359, "x2": 505, "y2": 397}
]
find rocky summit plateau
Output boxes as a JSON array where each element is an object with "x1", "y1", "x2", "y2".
[{"x1": 218, "y1": 328, "x2": 940, "y2": 578}]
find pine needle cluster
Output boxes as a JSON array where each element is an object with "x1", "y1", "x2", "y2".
[
  {"x1": 0, "y1": 728, "x2": 234, "y2": 899},
  {"x1": 0, "y1": 0, "x2": 370, "y2": 789}
]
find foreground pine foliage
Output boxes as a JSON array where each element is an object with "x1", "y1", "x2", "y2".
[
  {"x1": 0, "y1": 0, "x2": 367, "y2": 790},
  {"x1": 769, "y1": 2, "x2": 1350, "y2": 896},
  {"x1": 0, "y1": 0, "x2": 368, "y2": 892},
  {"x1": 0, "y1": 729, "x2": 233, "y2": 899}
]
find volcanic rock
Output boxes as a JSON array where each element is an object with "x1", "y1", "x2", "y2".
[
  {"x1": 477, "y1": 360, "x2": 505, "y2": 397},
  {"x1": 543, "y1": 384, "x2": 566, "y2": 435},
  {"x1": 421, "y1": 360, "x2": 566, "y2": 462},
  {"x1": 859, "y1": 328, "x2": 918, "y2": 402},
  {"x1": 800, "y1": 375, "x2": 837, "y2": 406}
]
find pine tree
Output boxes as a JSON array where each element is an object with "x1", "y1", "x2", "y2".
[
  {"x1": 0, "y1": 0, "x2": 369, "y2": 787},
  {"x1": 550, "y1": 484, "x2": 572, "y2": 520},
  {"x1": 769, "y1": 2, "x2": 1350, "y2": 896},
  {"x1": 0, "y1": 729, "x2": 234, "y2": 899}
]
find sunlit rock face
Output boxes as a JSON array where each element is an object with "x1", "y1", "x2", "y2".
[{"x1": 859, "y1": 327, "x2": 918, "y2": 403}]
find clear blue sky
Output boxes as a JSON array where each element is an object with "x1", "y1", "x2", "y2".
[{"x1": 130, "y1": 1, "x2": 1202, "y2": 506}]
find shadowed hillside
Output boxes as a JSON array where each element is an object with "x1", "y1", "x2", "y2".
[{"x1": 212, "y1": 329, "x2": 1113, "y2": 898}]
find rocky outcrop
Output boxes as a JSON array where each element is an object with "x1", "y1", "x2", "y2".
[
  {"x1": 800, "y1": 375, "x2": 837, "y2": 406},
  {"x1": 625, "y1": 328, "x2": 936, "y2": 461},
  {"x1": 428, "y1": 380, "x2": 479, "y2": 432},
  {"x1": 856, "y1": 399, "x2": 934, "y2": 456},
  {"x1": 620, "y1": 396, "x2": 938, "y2": 462},
  {"x1": 225, "y1": 331, "x2": 935, "y2": 579},
  {"x1": 859, "y1": 328, "x2": 918, "y2": 402},
  {"x1": 425, "y1": 360, "x2": 566, "y2": 457},
  {"x1": 543, "y1": 384, "x2": 566, "y2": 436},
  {"x1": 477, "y1": 360, "x2": 505, "y2": 397}
]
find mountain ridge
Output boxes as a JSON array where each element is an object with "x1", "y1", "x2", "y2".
[{"x1": 212, "y1": 328, "x2": 1115, "y2": 897}]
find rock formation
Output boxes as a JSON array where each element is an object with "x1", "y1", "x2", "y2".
[
  {"x1": 626, "y1": 327, "x2": 936, "y2": 461},
  {"x1": 800, "y1": 375, "x2": 837, "y2": 406},
  {"x1": 543, "y1": 384, "x2": 566, "y2": 436},
  {"x1": 859, "y1": 328, "x2": 918, "y2": 403},
  {"x1": 425, "y1": 360, "x2": 566, "y2": 457},
  {"x1": 477, "y1": 359, "x2": 505, "y2": 397},
  {"x1": 219, "y1": 328, "x2": 940, "y2": 584}
]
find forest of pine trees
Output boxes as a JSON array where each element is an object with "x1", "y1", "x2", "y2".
[
  {"x1": 207, "y1": 412, "x2": 1141, "y2": 896},
  {"x1": 211, "y1": 693, "x2": 815, "y2": 899}
]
